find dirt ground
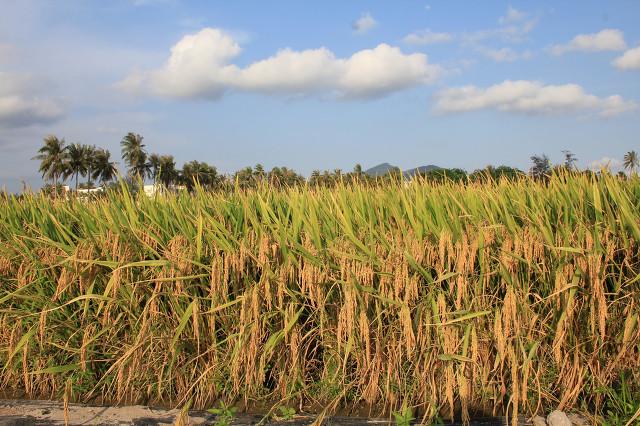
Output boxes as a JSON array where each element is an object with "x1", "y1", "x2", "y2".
[
  {"x1": 0, "y1": 398, "x2": 214, "y2": 425},
  {"x1": 0, "y1": 399, "x2": 516, "y2": 425}
]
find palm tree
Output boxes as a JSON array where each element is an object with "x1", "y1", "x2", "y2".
[
  {"x1": 148, "y1": 153, "x2": 161, "y2": 184},
  {"x1": 562, "y1": 150, "x2": 578, "y2": 170},
  {"x1": 322, "y1": 170, "x2": 331, "y2": 186},
  {"x1": 92, "y1": 149, "x2": 118, "y2": 184},
  {"x1": 33, "y1": 135, "x2": 67, "y2": 187},
  {"x1": 623, "y1": 151, "x2": 639, "y2": 175},
  {"x1": 234, "y1": 167, "x2": 254, "y2": 189},
  {"x1": 310, "y1": 169, "x2": 321, "y2": 186},
  {"x1": 280, "y1": 167, "x2": 304, "y2": 186},
  {"x1": 352, "y1": 164, "x2": 363, "y2": 180},
  {"x1": 253, "y1": 164, "x2": 265, "y2": 183},
  {"x1": 158, "y1": 155, "x2": 178, "y2": 187},
  {"x1": 182, "y1": 161, "x2": 219, "y2": 191},
  {"x1": 64, "y1": 143, "x2": 90, "y2": 191},
  {"x1": 84, "y1": 145, "x2": 98, "y2": 188},
  {"x1": 268, "y1": 167, "x2": 283, "y2": 187},
  {"x1": 120, "y1": 132, "x2": 149, "y2": 180},
  {"x1": 530, "y1": 154, "x2": 551, "y2": 180}
]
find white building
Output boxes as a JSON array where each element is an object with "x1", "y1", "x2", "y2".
[
  {"x1": 144, "y1": 184, "x2": 165, "y2": 197},
  {"x1": 62, "y1": 185, "x2": 104, "y2": 195}
]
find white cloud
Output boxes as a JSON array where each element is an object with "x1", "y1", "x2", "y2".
[
  {"x1": 613, "y1": 46, "x2": 640, "y2": 70},
  {"x1": 589, "y1": 157, "x2": 622, "y2": 171},
  {"x1": 118, "y1": 28, "x2": 443, "y2": 100},
  {"x1": 403, "y1": 29, "x2": 453, "y2": 45},
  {"x1": 499, "y1": 6, "x2": 526, "y2": 24},
  {"x1": 462, "y1": 7, "x2": 537, "y2": 44},
  {"x1": 338, "y1": 45, "x2": 441, "y2": 98},
  {"x1": 464, "y1": 21, "x2": 537, "y2": 44},
  {"x1": 0, "y1": 96, "x2": 64, "y2": 127},
  {"x1": 433, "y1": 80, "x2": 636, "y2": 117},
  {"x1": 118, "y1": 28, "x2": 242, "y2": 99},
  {"x1": 549, "y1": 29, "x2": 627, "y2": 55},
  {"x1": 233, "y1": 48, "x2": 341, "y2": 94},
  {"x1": 352, "y1": 13, "x2": 377, "y2": 35},
  {"x1": 460, "y1": 7, "x2": 537, "y2": 65},
  {"x1": 476, "y1": 47, "x2": 533, "y2": 62},
  {"x1": 0, "y1": 72, "x2": 64, "y2": 127},
  {"x1": 598, "y1": 96, "x2": 639, "y2": 117}
]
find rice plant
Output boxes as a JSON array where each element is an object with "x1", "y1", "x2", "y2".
[{"x1": 0, "y1": 173, "x2": 638, "y2": 424}]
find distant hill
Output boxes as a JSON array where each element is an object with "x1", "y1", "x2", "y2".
[
  {"x1": 365, "y1": 163, "x2": 441, "y2": 178},
  {"x1": 403, "y1": 165, "x2": 441, "y2": 178},
  {"x1": 364, "y1": 163, "x2": 399, "y2": 177}
]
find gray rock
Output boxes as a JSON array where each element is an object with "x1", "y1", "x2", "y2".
[
  {"x1": 567, "y1": 413, "x2": 590, "y2": 426},
  {"x1": 532, "y1": 415, "x2": 547, "y2": 426},
  {"x1": 547, "y1": 410, "x2": 572, "y2": 426}
]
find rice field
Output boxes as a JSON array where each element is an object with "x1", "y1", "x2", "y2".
[{"x1": 0, "y1": 174, "x2": 639, "y2": 423}]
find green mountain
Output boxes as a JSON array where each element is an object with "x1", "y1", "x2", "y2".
[
  {"x1": 364, "y1": 163, "x2": 399, "y2": 177},
  {"x1": 364, "y1": 163, "x2": 441, "y2": 178}
]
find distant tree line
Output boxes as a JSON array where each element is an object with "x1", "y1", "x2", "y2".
[
  {"x1": 30, "y1": 132, "x2": 640, "y2": 196},
  {"x1": 33, "y1": 136, "x2": 118, "y2": 192}
]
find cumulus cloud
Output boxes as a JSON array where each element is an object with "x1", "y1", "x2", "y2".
[
  {"x1": 118, "y1": 28, "x2": 443, "y2": 100},
  {"x1": 0, "y1": 72, "x2": 64, "y2": 127},
  {"x1": 613, "y1": 46, "x2": 640, "y2": 70},
  {"x1": 549, "y1": 29, "x2": 627, "y2": 55},
  {"x1": 352, "y1": 13, "x2": 377, "y2": 35},
  {"x1": 433, "y1": 80, "x2": 636, "y2": 117},
  {"x1": 0, "y1": 96, "x2": 63, "y2": 127},
  {"x1": 459, "y1": 7, "x2": 537, "y2": 64},
  {"x1": 499, "y1": 6, "x2": 526, "y2": 25},
  {"x1": 403, "y1": 29, "x2": 453, "y2": 45},
  {"x1": 463, "y1": 25, "x2": 533, "y2": 45},
  {"x1": 462, "y1": 6, "x2": 537, "y2": 44},
  {"x1": 476, "y1": 47, "x2": 532, "y2": 62}
]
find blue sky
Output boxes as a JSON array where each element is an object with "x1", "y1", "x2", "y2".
[{"x1": 1, "y1": 0, "x2": 639, "y2": 191}]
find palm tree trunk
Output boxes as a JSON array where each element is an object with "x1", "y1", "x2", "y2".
[{"x1": 75, "y1": 172, "x2": 79, "y2": 192}]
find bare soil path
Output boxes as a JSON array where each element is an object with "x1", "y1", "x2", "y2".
[{"x1": 0, "y1": 399, "x2": 516, "y2": 425}]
